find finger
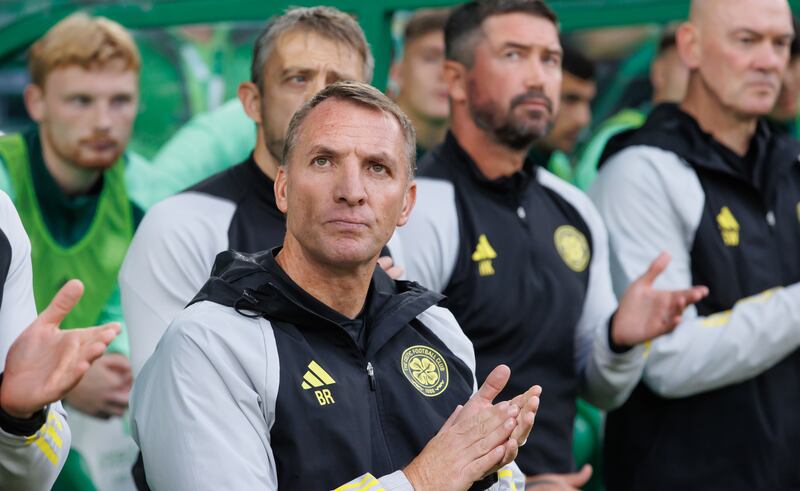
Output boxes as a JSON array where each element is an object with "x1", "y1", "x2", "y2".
[
  {"x1": 385, "y1": 266, "x2": 405, "y2": 280},
  {"x1": 100, "y1": 402, "x2": 127, "y2": 418},
  {"x1": 79, "y1": 323, "x2": 121, "y2": 348},
  {"x1": 104, "y1": 390, "x2": 130, "y2": 408},
  {"x1": 563, "y1": 464, "x2": 593, "y2": 487},
  {"x1": 79, "y1": 341, "x2": 111, "y2": 367},
  {"x1": 465, "y1": 444, "x2": 506, "y2": 484},
  {"x1": 511, "y1": 394, "x2": 540, "y2": 444},
  {"x1": 499, "y1": 437, "x2": 519, "y2": 468},
  {"x1": 440, "y1": 404, "x2": 464, "y2": 432},
  {"x1": 469, "y1": 411, "x2": 517, "y2": 459},
  {"x1": 678, "y1": 286, "x2": 709, "y2": 305},
  {"x1": 376, "y1": 256, "x2": 393, "y2": 270},
  {"x1": 474, "y1": 365, "x2": 511, "y2": 404},
  {"x1": 102, "y1": 353, "x2": 132, "y2": 374},
  {"x1": 640, "y1": 251, "x2": 670, "y2": 286},
  {"x1": 37, "y1": 279, "x2": 84, "y2": 327}
]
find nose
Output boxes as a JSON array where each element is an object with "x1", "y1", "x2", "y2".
[
  {"x1": 523, "y1": 59, "x2": 546, "y2": 90},
  {"x1": 755, "y1": 40, "x2": 788, "y2": 73},
  {"x1": 577, "y1": 102, "x2": 592, "y2": 129},
  {"x1": 334, "y1": 159, "x2": 367, "y2": 206},
  {"x1": 93, "y1": 100, "x2": 112, "y2": 132}
]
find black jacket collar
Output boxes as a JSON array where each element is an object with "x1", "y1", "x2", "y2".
[
  {"x1": 432, "y1": 131, "x2": 538, "y2": 193},
  {"x1": 601, "y1": 103, "x2": 800, "y2": 191},
  {"x1": 190, "y1": 248, "x2": 443, "y2": 353}
]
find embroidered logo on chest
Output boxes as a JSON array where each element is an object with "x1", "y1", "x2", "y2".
[
  {"x1": 301, "y1": 360, "x2": 336, "y2": 406},
  {"x1": 716, "y1": 206, "x2": 740, "y2": 247},
  {"x1": 401, "y1": 345, "x2": 449, "y2": 397},
  {"x1": 471, "y1": 234, "x2": 497, "y2": 277},
  {"x1": 554, "y1": 225, "x2": 590, "y2": 272}
]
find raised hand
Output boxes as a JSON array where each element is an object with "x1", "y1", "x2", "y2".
[
  {"x1": 0, "y1": 280, "x2": 120, "y2": 419},
  {"x1": 612, "y1": 252, "x2": 709, "y2": 348},
  {"x1": 404, "y1": 365, "x2": 542, "y2": 491},
  {"x1": 404, "y1": 365, "x2": 521, "y2": 491}
]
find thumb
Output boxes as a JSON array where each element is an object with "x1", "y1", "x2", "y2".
[
  {"x1": 473, "y1": 364, "x2": 511, "y2": 404},
  {"x1": 563, "y1": 464, "x2": 593, "y2": 487},
  {"x1": 37, "y1": 279, "x2": 84, "y2": 327},
  {"x1": 640, "y1": 251, "x2": 670, "y2": 286}
]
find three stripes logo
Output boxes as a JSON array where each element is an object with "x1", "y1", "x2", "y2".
[{"x1": 301, "y1": 360, "x2": 337, "y2": 406}]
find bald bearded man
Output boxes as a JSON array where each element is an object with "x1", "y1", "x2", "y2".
[{"x1": 591, "y1": 0, "x2": 800, "y2": 489}]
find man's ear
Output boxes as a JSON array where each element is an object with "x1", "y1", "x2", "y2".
[
  {"x1": 23, "y1": 84, "x2": 45, "y2": 123},
  {"x1": 274, "y1": 165, "x2": 289, "y2": 214},
  {"x1": 238, "y1": 81, "x2": 263, "y2": 125},
  {"x1": 396, "y1": 180, "x2": 417, "y2": 227},
  {"x1": 676, "y1": 22, "x2": 701, "y2": 70},
  {"x1": 443, "y1": 60, "x2": 467, "y2": 104}
]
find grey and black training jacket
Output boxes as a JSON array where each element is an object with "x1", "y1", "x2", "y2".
[
  {"x1": 131, "y1": 249, "x2": 523, "y2": 490},
  {"x1": 398, "y1": 132, "x2": 646, "y2": 475},
  {"x1": 0, "y1": 191, "x2": 71, "y2": 490},
  {"x1": 592, "y1": 103, "x2": 800, "y2": 490}
]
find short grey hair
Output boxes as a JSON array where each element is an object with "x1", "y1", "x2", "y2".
[
  {"x1": 282, "y1": 81, "x2": 417, "y2": 179},
  {"x1": 250, "y1": 6, "x2": 374, "y2": 89}
]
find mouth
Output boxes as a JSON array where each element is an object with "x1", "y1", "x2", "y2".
[
  {"x1": 326, "y1": 219, "x2": 370, "y2": 231},
  {"x1": 84, "y1": 140, "x2": 117, "y2": 152},
  {"x1": 746, "y1": 80, "x2": 778, "y2": 91}
]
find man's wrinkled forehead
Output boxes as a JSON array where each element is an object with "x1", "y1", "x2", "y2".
[
  {"x1": 478, "y1": 12, "x2": 560, "y2": 52},
  {"x1": 268, "y1": 28, "x2": 364, "y2": 80},
  {"x1": 690, "y1": 0, "x2": 793, "y2": 34}
]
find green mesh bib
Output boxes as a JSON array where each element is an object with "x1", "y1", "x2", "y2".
[{"x1": 0, "y1": 133, "x2": 133, "y2": 328}]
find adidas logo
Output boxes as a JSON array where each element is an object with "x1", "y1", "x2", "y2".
[
  {"x1": 301, "y1": 361, "x2": 337, "y2": 406},
  {"x1": 301, "y1": 360, "x2": 336, "y2": 389},
  {"x1": 471, "y1": 234, "x2": 497, "y2": 276}
]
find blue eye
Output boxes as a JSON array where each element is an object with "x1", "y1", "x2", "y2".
[{"x1": 313, "y1": 157, "x2": 330, "y2": 167}]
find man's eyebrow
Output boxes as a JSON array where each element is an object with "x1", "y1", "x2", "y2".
[
  {"x1": 307, "y1": 144, "x2": 343, "y2": 157},
  {"x1": 306, "y1": 144, "x2": 397, "y2": 164},
  {"x1": 281, "y1": 66, "x2": 314, "y2": 77},
  {"x1": 730, "y1": 27, "x2": 794, "y2": 38}
]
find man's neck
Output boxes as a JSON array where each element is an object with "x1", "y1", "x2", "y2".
[
  {"x1": 680, "y1": 79, "x2": 758, "y2": 157},
  {"x1": 38, "y1": 130, "x2": 101, "y2": 196},
  {"x1": 252, "y1": 130, "x2": 280, "y2": 181},
  {"x1": 398, "y1": 100, "x2": 448, "y2": 151},
  {"x1": 276, "y1": 234, "x2": 374, "y2": 319},
  {"x1": 450, "y1": 108, "x2": 527, "y2": 179}
]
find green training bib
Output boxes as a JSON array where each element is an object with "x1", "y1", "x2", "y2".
[{"x1": 0, "y1": 133, "x2": 134, "y2": 329}]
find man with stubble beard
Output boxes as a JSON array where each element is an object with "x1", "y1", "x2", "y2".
[{"x1": 398, "y1": 1, "x2": 708, "y2": 488}]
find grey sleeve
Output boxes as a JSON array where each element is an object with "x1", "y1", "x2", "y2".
[
  {"x1": 131, "y1": 302, "x2": 279, "y2": 490},
  {"x1": 0, "y1": 192, "x2": 71, "y2": 490},
  {"x1": 120, "y1": 193, "x2": 234, "y2": 376},
  {"x1": 0, "y1": 192, "x2": 36, "y2": 369},
  {"x1": 538, "y1": 170, "x2": 645, "y2": 410},
  {"x1": 397, "y1": 178, "x2": 460, "y2": 293},
  {"x1": 0, "y1": 402, "x2": 71, "y2": 491},
  {"x1": 590, "y1": 146, "x2": 800, "y2": 398}
]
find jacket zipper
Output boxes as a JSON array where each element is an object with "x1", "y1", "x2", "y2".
[{"x1": 366, "y1": 362, "x2": 376, "y2": 391}]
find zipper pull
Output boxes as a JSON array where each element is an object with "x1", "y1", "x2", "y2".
[{"x1": 366, "y1": 362, "x2": 376, "y2": 391}]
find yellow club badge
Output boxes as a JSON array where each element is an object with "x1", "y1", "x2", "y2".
[
  {"x1": 554, "y1": 225, "x2": 590, "y2": 272},
  {"x1": 401, "y1": 345, "x2": 449, "y2": 397}
]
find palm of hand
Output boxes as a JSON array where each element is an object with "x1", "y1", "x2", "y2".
[{"x1": 2, "y1": 321, "x2": 88, "y2": 417}]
